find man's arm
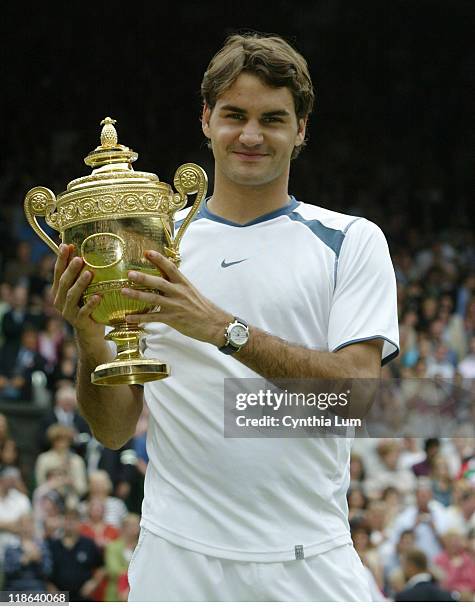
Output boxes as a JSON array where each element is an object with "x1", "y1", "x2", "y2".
[
  {"x1": 75, "y1": 334, "x2": 143, "y2": 449},
  {"x1": 123, "y1": 250, "x2": 383, "y2": 379},
  {"x1": 52, "y1": 245, "x2": 143, "y2": 450},
  {"x1": 233, "y1": 327, "x2": 383, "y2": 380}
]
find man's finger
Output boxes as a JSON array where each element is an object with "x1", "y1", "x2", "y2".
[
  {"x1": 52, "y1": 244, "x2": 71, "y2": 296},
  {"x1": 121, "y1": 286, "x2": 164, "y2": 305},
  {"x1": 127, "y1": 270, "x2": 175, "y2": 294},
  {"x1": 126, "y1": 312, "x2": 167, "y2": 324},
  {"x1": 55, "y1": 256, "x2": 85, "y2": 310},
  {"x1": 77, "y1": 294, "x2": 101, "y2": 321},
  {"x1": 63, "y1": 268, "x2": 93, "y2": 317},
  {"x1": 145, "y1": 250, "x2": 185, "y2": 283}
]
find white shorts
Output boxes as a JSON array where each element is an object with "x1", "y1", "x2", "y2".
[{"x1": 128, "y1": 528, "x2": 372, "y2": 602}]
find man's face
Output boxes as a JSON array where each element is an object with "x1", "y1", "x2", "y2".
[
  {"x1": 202, "y1": 72, "x2": 306, "y2": 189},
  {"x1": 63, "y1": 513, "x2": 80, "y2": 536}
]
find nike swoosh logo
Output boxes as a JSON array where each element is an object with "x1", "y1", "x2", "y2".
[{"x1": 221, "y1": 258, "x2": 248, "y2": 268}]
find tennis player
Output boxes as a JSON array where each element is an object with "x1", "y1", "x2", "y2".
[{"x1": 52, "y1": 33, "x2": 399, "y2": 601}]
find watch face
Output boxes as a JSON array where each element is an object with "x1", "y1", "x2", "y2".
[{"x1": 230, "y1": 324, "x2": 249, "y2": 346}]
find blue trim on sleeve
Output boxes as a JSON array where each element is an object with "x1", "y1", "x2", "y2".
[
  {"x1": 286, "y1": 211, "x2": 346, "y2": 257},
  {"x1": 197, "y1": 196, "x2": 299, "y2": 227},
  {"x1": 332, "y1": 335, "x2": 400, "y2": 367},
  {"x1": 333, "y1": 217, "x2": 362, "y2": 289}
]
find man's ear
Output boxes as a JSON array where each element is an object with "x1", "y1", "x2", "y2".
[
  {"x1": 295, "y1": 116, "x2": 307, "y2": 147},
  {"x1": 202, "y1": 103, "x2": 211, "y2": 138}
]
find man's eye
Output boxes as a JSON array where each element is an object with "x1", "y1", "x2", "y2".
[
  {"x1": 226, "y1": 113, "x2": 245, "y2": 120},
  {"x1": 263, "y1": 117, "x2": 283, "y2": 124}
]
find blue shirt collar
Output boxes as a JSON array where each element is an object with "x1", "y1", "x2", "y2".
[{"x1": 199, "y1": 196, "x2": 299, "y2": 227}]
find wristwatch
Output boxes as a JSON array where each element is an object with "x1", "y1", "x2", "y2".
[{"x1": 219, "y1": 317, "x2": 250, "y2": 354}]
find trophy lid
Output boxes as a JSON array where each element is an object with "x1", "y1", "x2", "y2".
[
  {"x1": 84, "y1": 117, "x2": 138, "y2": 168},
  {"x1": 66, "y1": 117, "x2": 160, "y2": 192}
]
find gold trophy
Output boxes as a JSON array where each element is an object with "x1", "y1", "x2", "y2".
[{"x1": 24, "y1": 117, "x2": 207, "y2": 386}]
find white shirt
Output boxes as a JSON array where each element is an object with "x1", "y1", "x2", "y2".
[
  {"x1": 0, "y1": 488, "x2": 31, "y2": 561},
  {"x1": 141, "y1": 197, "x2": 399, "y2": 561}
]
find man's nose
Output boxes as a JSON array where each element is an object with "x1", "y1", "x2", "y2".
[{"x1": 239, "y1": 121, "x2": 263, "y2": 146}]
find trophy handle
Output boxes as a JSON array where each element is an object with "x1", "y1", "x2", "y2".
[
  {"x1": 171, "y1": 163, "x2": 208, "y2": 253},
  {"x1": 24, "y1": 187, "x2": 60, "y2": 255}
]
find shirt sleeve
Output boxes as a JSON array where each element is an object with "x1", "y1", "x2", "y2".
[{"x1": 328, "y1": 218, "x2": 399, "y2": 366}]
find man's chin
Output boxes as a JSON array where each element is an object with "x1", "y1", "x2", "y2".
[{"x1": 226, "y1": 170, "x2": 277, "y2": 187}]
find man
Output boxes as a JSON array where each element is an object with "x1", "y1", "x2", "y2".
[
  {"x1": 51, "y1": 33, "x2": 399, "y2": 601},
  {"x1": 388, "y1": 478, "x2": 449, "y2": 563},
  {"x1": 47, "y1": 508, "x2": 104, "y2": 602},
  {"x1": 395, "y1": 548, "x2": 456, "y2": 602},
  {"x1": 38, "y1": 385, "x2": 90, "y2": 454},
  {"x1": 412, "y1": 438, "x2": 440, "y2": 477},
  {"x1": 0, "y1": 327, "x2": 47, "y2": 401}
]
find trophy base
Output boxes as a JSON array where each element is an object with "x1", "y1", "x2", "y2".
[{"x1": 91, "y1": 359, "x2": 169, "y2": 386}]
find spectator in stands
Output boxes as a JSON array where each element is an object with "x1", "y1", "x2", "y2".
[
  {"x1": 104, "y1": 513, "x2": 140, "y2": 602},
  {"x1": 0, "y1": 467, "x2": 31, "y2": 565},
  {"x1": 79, "y1": 499, "x2": 120, "y2": 602},
  {"x1": 28, "y1": 253, "x2": 55, "y2": 302},
  {"x1": 0, "y1": 284, "x2": 12, "y2": 346},
  {"x1": 0, "y1": 327, "x2": 47, "y2": 401},
  {"x1": 83, "y1": 471, "x2": 127, "y2": 528},
  {"x1": 38, "y1": 385, "x2": 90, "y2": 455},
  {"x1": 350, "y1": 518, "x2": 384, "y2": 593},
  {"x1": 32, "y1": 467, "x2": 78, "y2": 538},
  {"x1": 3, "y1": 514, "x2": 51, "y2": 593},
  {"x1": 35, "y1": 424, "x2": 87, "y2": 497},
  {"x1": 0, "y1": 415, "x2": 9, "y2": 452},
  {"x1": 80, "y1": 499, "x2": 119, "y2": 549},
  {"x1": 365, "y1": 500, "x2": 391, "y2": 548},
  {"x1": 434, "y1": 528, "x2": 475, "y2": 599},
  {"x1": 458, "y1": 336, "x2": 475, "y2": 380},
  {"x1": 388, "y1": 478, "x2": 449, "y2": 562},
  {"x1": 0, "y1": 439, "x2": 25, "y2": 491},
  {"x1": 446, "y1": 486, "x2": 475, "y2": 535},
  {"x1": 37, "y1": 317, "x2": 65, "y2": 373},
  {"x1": 47, "y1": 508, "x2": 104, "y2": 602},
  {"x1": 365, "y1": 440, "x2": 416, "y2": 502},
  {"x1": 347, "y1": 487, "x2": 368, "y2": 521},
  {"x1": 426, "y1": 343, "x2": 456, "y2": 380},
  {"x1": 399, "y1": 436, "x2": 426, "y2": 469},
  {"x1": 2, "y1": 242, "x2": 35, "y2": 288},
  {"x1": 0, "y1": 286, "x2": 40, "y2": 364},
  {"x1": 47, "y1": 339, "x2": 77, "y2": 391},
  {"x1": 381, "y1": 486, "x2": 403, "y2": 529},
  {"x1": 464, "y1": 298, "x2": 475, "y2": 338},
  {"x1": 349, "y1": 452, "x2": 367, "y2": 492},
  {"x1": 412, "y1": 438, "x2": 440, "y2": 477},
  {"x1": 398, "y1": 309, "x2": 418, "y2": 361},
  {"x1": 430, "y1": 454, "x2": 453, "y2": 507},
  {"x1": 395, "y1": 549, "x2": 456, "y2": 602},
  {"x1": 384, "y1": 529, "x2": 416, "y2": 597},
  {"x1": 84, "y1": 439, "x2": 137, "y2": 507}
]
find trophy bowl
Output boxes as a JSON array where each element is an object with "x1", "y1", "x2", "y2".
[{"x1": 24, "y1": 117, "x2": 207, "y2": 386}]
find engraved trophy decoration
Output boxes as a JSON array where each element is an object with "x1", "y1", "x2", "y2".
[{"x1": 24, "y1": 117, "x2": 207, "y2": 385}]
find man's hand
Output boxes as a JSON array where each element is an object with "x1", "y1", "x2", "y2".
[
  {"x1": 51, "y1": 244, "x2": 104, "y2": 342},
  {"x1": 122, "y1": 250, "x2": 231, "y2": 347}
]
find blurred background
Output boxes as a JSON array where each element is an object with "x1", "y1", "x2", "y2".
[{"x1": 0, "y1": 0, "x2": 473, "y2": 602}]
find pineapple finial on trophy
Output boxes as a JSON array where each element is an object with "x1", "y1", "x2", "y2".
[{"x1": 100, "y1": 117, "x2": 118, "y2": 148}]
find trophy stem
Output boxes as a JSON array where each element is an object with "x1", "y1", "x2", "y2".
[
  {"x1": 106, "y1": 323, "x2": 142, "y2": 361},
  {"x1": 91, "y1": 323, "x2": 169, "y2": 386}
]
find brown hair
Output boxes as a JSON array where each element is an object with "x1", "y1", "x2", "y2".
[
  {"x1": 404, "y1": 549, "x2": 428, "y2": 572},
  {"x1": 201, "y1": 32, "x2": 315, "y2": 159}
]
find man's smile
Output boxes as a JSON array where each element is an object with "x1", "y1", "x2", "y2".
[{"x1": 232, "y1": 151, "x2": 269, "y2": 161}]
